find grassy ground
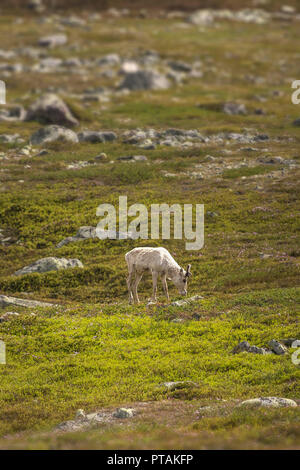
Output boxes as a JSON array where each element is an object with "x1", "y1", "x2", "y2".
[{"x1": 0, "y1": 9, "x2": 299, "y2": 449}]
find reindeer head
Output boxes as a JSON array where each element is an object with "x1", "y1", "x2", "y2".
[{"x1": 172, "y1": 264, "x2": 192, "y2": 296}]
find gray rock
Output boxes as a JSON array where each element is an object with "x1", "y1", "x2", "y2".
[
  {"x1": 161, "y1": 381, "x2": 198, "y2": 391},
  {"x1": 168, "y1": 60, "x2": 192, "y2": 73},
  {"x1": 165, "y1": 128, "x2": 186, "y2": 137},
  {"x1": 26, "y1": 94, "x2": 78, "y2": 127},
  {"x1": 112, "y1": 408, "x2": 135, "y2": 418},
  {"x1": 280, "y1": 338, "x2": 299, "y2": 348},
  {"x1": 78, "y1": 131, "x2": 105, "y2": 143},
  {"x1": 119, "y1": 70, "x2": 170, "y2": 91},
  {"x1": 0, "y1": 312, "x2": 19, "y2": 323},
  {"x1": 27, "y1": 0, "x2": 44, "y2": 12},
  {"x1": 117, "y1": 155, "x2": 148, "y2": 162},
  {"x1": 253, "y1": 134, "x2": 269, "y2": 141},
  {"x1": 95, "y1": 229, "x2": 135, "y2": 240},
  {"x1": 269, "y1": 339, "x2": 287, "y2": 355},
  {"x1": 0, "y1": 50, "x2": 16, "y2": 59},
  {"x1": 206, "y1": 211, "x2": 219, "y2": 218},
  {"x1": 0, "y1": 295, "x2": 55, "y2": 309},
  {"x1": 97, "y1": 54, "x2": 120, "y2": 66},
  {"x1": 57, "y1": 226, "x2": 96, "y2": 248},
  {"x1": 56, "y1": 409, "x2": 112, "y2": 432},
  {"x1": 171, "y1": 295, "x2": 203, "y2": 307},
  {"x1": 30, "y1": 125, "x2": 79, "y2": 145},
  {"x1": 0, "y1": 105, "x2": 26, "y2": 122},
  {"x1": 293, "y1": 118, "x2": 300, "y2": 127},
  {"x1": 261, "y1": 156, "x2": 296, "y2": 166},
  {"x1": 37, "y1": 58, "x2": 63, "y2": 70},
  {"x1": 100, "y1": 131, "x2": 117, "y2": 142},
  {"x1": 60, "y1": 16, "x2": 86, "y2": 27},
  {"x1": 95, "y1": 152, "x2": 108, "y2": 161},
  {"x1": 239, "y1": 397, "x2": 297, "y2": 408},
  {"x1": 77, "y1": 131, "x2": 117, "y2": 143},
  {"x1": 232, "y1": 341, "x2": 270, "y2": 355},
  {"x1": 75, "y1": 409, "x2": 86, "y2": 420},
  {"x1": 139, "y1": 143, "x2": 156, "y2": 150},
  {"x1": 38, "y1": 34, "x2": 68, "y2": 48},
  {"x1": 187, "y1": 9, "x2": 215, "y2": 26},
  {"x1": 0, "y1": 133, "x2": 24, "y2": 144},
  {"x1": 223, "y1": 102, "x2": 247, "y2": 115},
  {"x1": 0, "y1": 63, "x2": 23, "y2": 74},
  {"x1": 14, "y1": 257, "x2": 83, "y2": 276}
]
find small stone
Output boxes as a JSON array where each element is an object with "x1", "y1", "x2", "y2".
[
  {"x1": 223, "y1": 102, "x2": 247, "y2": 115},
  {"x1": 0, "y1": 295, "x2": 55, "y2": 309},
  {"x1": 238, "y1": 397, "x2": 297, "y2": 408},
  {"x1": 269, "y1": 339, "x2": 287, "y2": 355},
  {"x1": 0, "y1": 312, "x2": 19, "y2": 323},
  {"x1": 112, "y1": 408, "x2": 135, "y2": 419},
  {"x1": 293, "y1": 118, "x2": 300, "y2": 127},
  {"x1": 280, "y1": 338, "x2": 299, "y2": 347},
  {"x1": 26, "y1": 94, "x2": 78, "y2": 128},
  {"x1": 206, "y1": 211, "x2": 219, "y2": 218},
  {"x1": 14, "y1": 257, "x2": 83, "y2": 276},
  {"x1": 30, "y1": 126, "x2": 79, "y2": 145},
  {"x1": 38, "y1": 34, "x2": 68, "y2": 48},
  {"x1": 161, "y1": 381, "x2": 198, "y2": 391},
  {"x1": 75, "y1": 409, "x2": 86, "y2": 420},
  {"x1": 78, "y1": 131, "x2": 105, "y2": 143},
  {"x1": 171, "y1": 295, "x2": 203, "y2": 307},
  {"x1": 204, "y1": 155, "x2": 215, "y2": 162},
  {"x1": 37, "y1": 149, "x2": 49, "y2": 156},
  {"x1": 95, "y1": 153, "x2": 108, "y2": 161},
  {"x1": 119, "y1": 70, "x2": 170, "y2": 91},
  {"x1": 232, "y1": 341, "x2": 270, "y2": 355}
]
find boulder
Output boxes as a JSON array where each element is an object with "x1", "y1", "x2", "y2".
[
  {"x1": 161, "y1": 381, "x2": 199, "y2": 391},
  {"x1": 57, "y1": 226, "x2": 96, "y2": 248},
  {"x1": 0, "y1": 312, "x2": 19, "y2": 323},
  {"x1": 292, "y1": 118, "x2": 300, "y2": 126},
  {"x1": 268, "y1": 339, "x2": 287, "y2": 355},
  {"x1": 112, "y1": 408, "x2": 135, "y2": 418},
  {"x1": 0, "y1": 105, "x2": 26, "y2": 122},
  {"x1": 0, "y1": 295, "x2": 55, "y2": 309},
  {"x1": 27, "y1": 0, "x2": 44, "y2": 12},
  {"x1": 187, "y1": 9, "x2": 215, "y2": 26},
  {"x1": 171, "y1": 295, "x2": 204, "y2": 307},
  {"x1": 38, "y1": 34, "x2": 67, "y2": 48},
  {"x1": 77, "y1": 131, "x2": 117, "y2": 143},
  {"x1": 97, "y1": 54, "x2": 120, "y2": 66},
  {"x1": 239, "y1": 397, "x2": 297, "y2": 408},
  {"x1": 223, "y1": 102, "x2": 247, "y2": 115},
  {"x1": 0, "y1": 133, "x2": 24, "y2": 144},
  {"x1": 30, "y1": 125, "x2": 79, "y2": 145},
  {"x1": 232, "y1": 341, "x2": 270, "y2": 355},
  {"x1": 168, "y1": 60, "x2": 192, "y2": 73},
  {"x1": 26, "y1": 94, "x2": 78, "y2": 127},
  {"x1": 280, "y1": 338, "x2": 299, "y2": 347},
  {"x1": 14, "y1": 257, "x2": 83, "y2": 276},
  {"x1": 60, "y1": 16, "x2": 86, "y2": 27},
  {"x1": 119, "y1": 70, "x2": 170, "y2": 91}
]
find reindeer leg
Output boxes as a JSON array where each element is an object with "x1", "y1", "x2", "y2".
[
  {"x1": 151, "y1": 271, "x2": 158, "y2": 302},
  {"x1": 127, "y1": 269, "x2": 134, "y2": 304},
  {"x1": 161, "y1": 273, "x2": 170, "y2": 303},
  {"x1": 133, "y1": 271, "x2": 143, "y2": 304}
]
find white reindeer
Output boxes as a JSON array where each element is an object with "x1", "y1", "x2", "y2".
[{"x1": 125, "y1": 247, "x2": 192, "y2": 304}]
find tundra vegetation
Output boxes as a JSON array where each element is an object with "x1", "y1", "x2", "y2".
[{"x1": 0, "y1": 1, "x2": 299, "y2": 449}]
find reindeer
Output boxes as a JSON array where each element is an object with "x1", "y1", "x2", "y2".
[{"x1": 125, "y1": 247, "x2": 192, "y2": 304}]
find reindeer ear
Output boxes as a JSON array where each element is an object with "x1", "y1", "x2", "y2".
[{"x1": 186, "y1": 264, "x2": 192, "y2": 277}]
